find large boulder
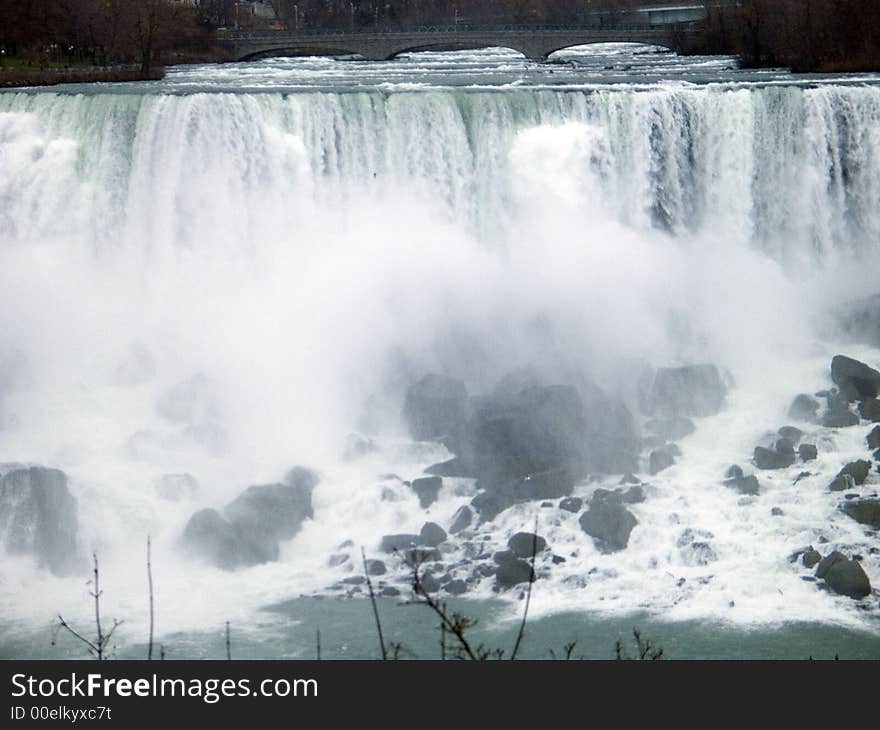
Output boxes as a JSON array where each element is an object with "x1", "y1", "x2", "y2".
[
  {"x1": 448, "y1": 505, "x2": 472, "y2": 534},
  {"x1": 815, "y1": 551, "x2": 872, "y2": 599},
  {"x1": 837, "y1": 460, "x2": 871, "y2": 486},
  {"x1": 494, "y1": 557, "x2": 535, "y2": 588},
  {"x1": 402, "y1": 374, "x2": 469, "y2": 444},
  {"x1": 181, "y1": 508, "x2": 276, "y2": 570},
  {"x1": 0, "y1": 465, "x2": 81, "y2": 576},
  {"x1": 788, "y1": 394, "x2": 820, "y2": 422},
  {"x1": 754, "y1": 445, "x2": 795, "y2": 470},
  {"x1": 830, "y1": 355, "x2": 880, "y2": 402},
  {"x1": 649, "y1": 447, "x2": 675, "y2": 475},
  {"x1": 723, "y1": 474, "x2": 760, "y2": 495},
  {"x1": 379, "y1": 534, "x2": 420, "y2": 553},
  {"x1": 822, "y1": 394, "x2": 860, "y2": 428},
  {"x1": 798, "y1": 443, "x2": 818, "y2": 462},
  {"x1": 410, "y1": 476, "x2": 442, "y2": 508},
  {"x1": 419, "y1": 522, "x2": 447, "y2": 547},
  {"x1": 640, "y1": 364, "x2": 727, "y2": 418},
  {"x1": 508, "y1": 532, "x2": 547, "y2": 558},
  {"x1": 842, "y1": 499, "x2": 880, "y2": 529},
  {"x1": 859, "y1": 398, "x2": 880, "y2": 422},
  {"x1": 578, "y1": 492, "x2": 638, "y2": 553},
  {"x1": 868, "y1": 425, "x2": 880, "y2": 451},
  {"x1": 181, "y1": 467, "x2": 316, "y2": 570}
]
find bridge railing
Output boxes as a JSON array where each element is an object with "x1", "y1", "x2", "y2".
[{"x1": 218, "y1": 22, "x2": 703, "y2": 42}]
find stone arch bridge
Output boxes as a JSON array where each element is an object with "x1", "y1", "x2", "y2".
[{"x1": 219, "y1": 23, "x2": 708, "y2": 63}]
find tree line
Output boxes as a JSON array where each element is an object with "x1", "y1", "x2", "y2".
[{"x1": 1, "y1": 1, "x2": 879, "y2": 73}]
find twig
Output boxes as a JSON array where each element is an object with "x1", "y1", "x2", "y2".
[
  {"x1": 316, "y1": 629, "x2": 321, "y2": 660},
  {"x1": 225, "y1": 621, "x2": 231, "y2": 660},
  {"x1": 362, "y1": 547, "x2": 387, "y2": 660},
  {"x1": 147, "y1": 536, "x2": 154, "y2": 660},
  {"x1": 510, "y1": 515, "x2": 539, "y2": 660},
  {"x1": 92, "y1": 553, "x2": 104, "y2": 659}
]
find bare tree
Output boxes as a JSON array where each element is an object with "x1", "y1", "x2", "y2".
[{"x1": 53, "y1": 553, "x2": 123, "y2": 660}]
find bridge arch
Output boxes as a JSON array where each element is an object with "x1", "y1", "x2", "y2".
[
  {"x1": 238, "y1": 46, "x2": 363, "y2": 62},
  {"x1": 542, "y1": 38, "x2": 677, "y2": 58}
]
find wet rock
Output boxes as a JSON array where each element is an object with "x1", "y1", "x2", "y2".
[
  {"x1": 802, "y1": 549, "x2": 821, "y2": 568},
  {"x1": 754, "y1": 446, "x2": 795, "y2": 470},
  {"x1": 403, "y1": 547, "x2": 442, "y2": 566},
  {"x1": 822, "y1": 396, "x2": 860, "y2": 428},
  {"x1": 778, "y1": 426, "x2": 803, "y2": 443},
  {"x1": 621, "y1": 485, "x2": 646, "y2": 503},
  {"x1": 830, "y1": 355, "x2": 880, "y2": 402},
  {"x1": 364, "y1": 559, "x2": 386, "y2": 576},
  {"x1": 425, "y1": 457, "x2": 472, "y2": 477},
  {"x1": 182, "y1": 471, "x2": 315, "y2": 570},
  {"x1": 508, "y1": 532, "x2": 547, "y2": 558},
  {"x1": 620, "y1": 472, "x2": 641, "y2": 484},
  {"x1": 775, "y1": 438, "x2": 796, "y2": 456},
  {"x1": 503, "y1": 467, "x2": 576, "y2": 501},
  {"x1": 380, "y1": 534, "x2": 420, "y2": 553},
  {"x1": 0, "y1": 465, "x2": 81, "y2": 576},
  {"x1": 578, "y1": 495, "x2": 638, "y2": 553},
  {"x1": 859, "y1": 398, "x2": 880, "y2": 422},
  {"x1": 839, "y1": 460, "x2": 871, "y2": 486},
  {"x1": 419, "y1": 522, "x2": 447, "y2": 547},
  {"x1": 798, "y1": 443, "x2": 818, "y2": 462},
  {"x1": 448, "y1": 505, "x2": 473, "y2": 534},
  {"x1": 726, "y1": 464, "x2": 744, "y2": 479},
  {"x1": 328, "y1": 553, "x2": 349, "y2": 567},
  {"x1": 644, "y1": 417, "x2": 696, "y2": 441},
  {"x1": 683, "y1": 541, "x2": 717, "y2": 566},
  {"x1": 649, "y1": 447, "x2": 675, "y2": 475},
  {"x1": 640, "y1": 364, "x2": 727, "y2": 418},
  {"x1": 154, "y1": 473, "x2": 198, "y2": 501},
  {"x1": 771, "y1": 507, "x2": 784, "y2": 516},
  {"x1": 551, "y1": 554, "x2": 566, "y2": 564},
  {"x1": 828, "y1": 473, "x2": 856, "y2": 492},
  {"x1": 816, "y1": 551, "x2": 871, "y2": 599},
  {"x1": 788, "y1": 394, "x2": 820, "y2": 422},
  {"x1": 411, "y1": 476, "x2": 442, "y2": 509},
  {"x1": 721, "y1": 473, "x2": 760, "y2": 495},
  {"x1": 842, "y1": 499, "x2": 880, "y2": 529},
  {"x1": 470, "y1": 491, "x2": 515, "y2": 522},
  {"x1": 419, "y1": 572, "x2": 441, "y2": 593},
  {"x1": 443, "y1": 579, "x2": 468, "y2": 595},
  {"x1": 495, "y1": 558, "x2": 535, "y2": 588},
  {"x1": 867, "y1": 425, "x2": 880, "y2": 451},
  {"x1": 559, "y1": 496, "x2": 583, "y2": 513},
  {"x1": 403, "y1": 374, "x2": 470, "y2": 443},
  {"x1": 182, "y1": 508, "x2": 276, "y2": 570},
  {"x1": 380, "y1": 586, "x2": 400, "y2": 597}
]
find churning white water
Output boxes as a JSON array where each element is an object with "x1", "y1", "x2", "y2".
[{"x1": 1, "y1": 46, "x2": 879, "y2": 652}]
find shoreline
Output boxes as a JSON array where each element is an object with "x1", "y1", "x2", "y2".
[{"x1": 0, "y1": 66, "x2": 165, "y2": 89}]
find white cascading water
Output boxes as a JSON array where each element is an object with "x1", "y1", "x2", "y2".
[{"x1": 1, "y1": 49, "x2": 880, "y2": 650}]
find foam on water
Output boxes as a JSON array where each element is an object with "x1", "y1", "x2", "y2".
[{"x1": 1, "y1": 47, "x2": 879, "y2": 650}]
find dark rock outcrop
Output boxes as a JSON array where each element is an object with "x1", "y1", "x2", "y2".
[
  {"x1": 508, "y1": 532, "x2": 547, "y2": 558},
  {"x1": 802, "y1": 549, "x2": 821, "y2": 568},
  {"x1": 724, "y1": 474, "x2": 760, "y2": 495},
  {"x1": 364, "y1": 559, "x2": 386, "y2": 576},
  {"x1": 443, "y1": 579, "x2": 468, "y2": 595},
  {"x1": 448, "y1": 505, "x2": 473, "y2": 534},
  {"x1": 815, "y1": 551, "x2": 871, "y2": 599},
  {"x1": 822, "y1": 392, "x2": 860, "y2": 428},
  {"x1": 411, "y1": 476, "x2": 442, "y2": 509},
  {"x1": 842, "y1": 499, "x2": 880, "y2": 528},
  {"x1": 182, "y1": 470, "x2": 316, "y2": 570},
  {"x1": 754, "y1": 445, "x2": 795, "y2": 470},
  {"x1": 726, "y1": 464, "x2": 744, "y2": 479},
  {"x1": 640, "y1": 364, "x2": 727, "y2": 418},
  {"x1": 419, "y1": 522, "x2": 447, "y2": 547},
  {"x1": 867, "y1": 425, "x2": 880, "y2": 451},
  {"x1": 828, "y1": 474, "x2": 856, "y2": 492},
  {"x1": 838, "y1": 460, "x2": 871, "y2": 486},
  {"x1": 778, "y1": 426, "x2": 803, "y2": 443},
  {"x1": 559, "y1": 496, "x2": 583, "y2": 513},
  {"x1": 859, "y1": 398, "x2": 880, "y2": 422},
  {"x1": 798, "y1": 443, "x2": 818, "y2": 462},
  {"x1": 578, "y1": 491, "x2": 638, "y2": 553},
  {"x1": 380, "y1": 534, "x2": 420, "y2": 553},
  {"x1": 0, "y1": 465, "x2": 81, "y2": 576},
  {"x1": 788, "y1": 394, "x2": 820, "y2": 422},
  {"x1": 830, "y1": 355, "x2": 880, "y2": 402},
  {"x1": 495, "y1": 558, "x2": 535, "y2": 588}
]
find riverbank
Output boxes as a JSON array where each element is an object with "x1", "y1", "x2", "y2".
[{"x1": 0, "y1": 66, "x2": 165, "y2": 89}]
